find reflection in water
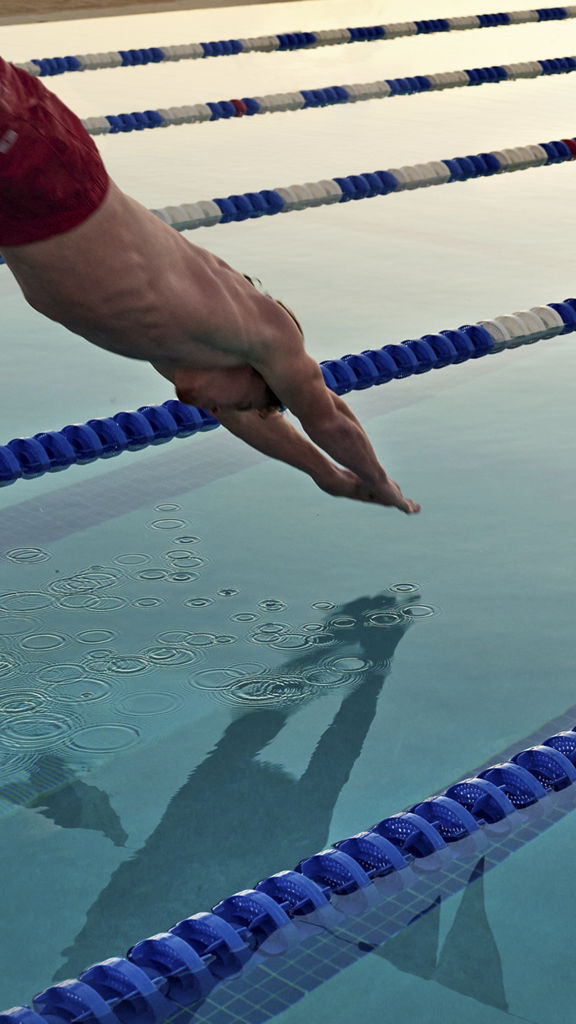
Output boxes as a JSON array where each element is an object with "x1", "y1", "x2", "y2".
[
  {"x1": 373, "y1": 858, "x2": 508, "y2": 1012},
  {"x1": 0, "y1": 754, "x2": 127, "y2": 848},
  {"x1": 54, "y1": 592, "x2": 413, "y2": 980}
]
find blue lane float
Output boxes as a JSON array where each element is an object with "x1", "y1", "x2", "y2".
[
  {"x1": 3, "y1": 725, "x2": 576, "y2": 1024},
  {"x1": 14, "y1": 6, "x2": 576, "y2": 77},
  {"x1": 1, "y1": 297, "x2": 574, "y2": 486},
  {"x1": 75, "y1": 54, "x2": 576, "y2": 138}
]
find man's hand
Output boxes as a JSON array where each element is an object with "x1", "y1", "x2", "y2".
[{"x1": 317, "y1": 466, "x2": 421, "y2": 514}]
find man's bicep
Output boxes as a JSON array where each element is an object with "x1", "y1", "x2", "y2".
[{"x1": 256, "y1": 348, "x2": 336, "y2": 425}]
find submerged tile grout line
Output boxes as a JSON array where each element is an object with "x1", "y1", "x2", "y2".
[
  {"x1": 12, "y1": 6, "x2": 576, "y2": 78},
  {"x1": 1, "y1": 293, "x2": 575, "y2": 487},
  {"x1": 3, "y1": 715, "x2": 576, "y2": 1024}
]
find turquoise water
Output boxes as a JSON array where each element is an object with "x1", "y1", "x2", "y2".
[{"x1": 2, "y1": 1, "x2": 576, "y2": 1021}]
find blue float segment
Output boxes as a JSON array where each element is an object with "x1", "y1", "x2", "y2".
[
  {"x1": 445, "y1": 777, "x2": 516, "y2": 824},
  {"x1": 213, "y1": 890, "x2": 292, "y2": 947},
  {"x1": 160, "y1": 401, "x2": 216, "y2": 436},
  {"x1": 256, "y1": 870, "x2": 330, "y2": 915},
  {"x1": 439, "y1": 329, "x2": 479, "y2": 361},
  {"x1": 276, "y1": 31, "x2": 317, "y2": 49},
  {"x1": 83, "y1": 417, "x2": 129, "y2": 455},
  {"x1": 81, "y1": 958, "x2": 172, "y2": 1024},
  {"x1": 297, "y1": 849, "x2": 373, "y2": 895},
  {"x1": 112, "y1": 411, "x2": 156, "y2": 449},
  {"x1": 477, "y1": 12, "x2": 511, "y2": 27},
  {"x1": 0, "y1": 1010, "x2": 50, "y2": 1024},
  {"x1": 60, "y1": 424, "x2": 104, "y2": 462},
  {"x1": 341, "y1": 352, "x2": 381, "y2": 389},
  {"x1": 410, "y1": 796, "x2": 480, "y2": 841},
  {"x1": 371, "y1": 812, "x2": 446, "y2": 857},
  {"x1": 512, "y1": 745, "x2": 576, "y2": 790},
  {"x1": 336, "y1": 831, "x2": 409, "y2": 875},
  {"x1": 33, "y1": 980, "x2": 117, "y2": 1024},
  {"x1": 479, "y1": 761, "x2": 547, "y2": 807},
  {"x1": 420, "y1": 333, "x2": 460, "y2": 367},
  {"x1": 457, "y1": 324, "x2": 495, "y2": 355},
  {"x1": 6, "y1": 438, "x2": 52, "y2": 478},
  {"x1": 170, "y1": 913, "x2": 252, "y2": 979},
  {"x1": 415, "y1": 18, "x2": 451, "y2": 32},
  {"x1": 537, "y1": 7, "x2": 568, "y2": 19},
  {"x1": 359, "y1": 347, "x2": 398, "y2": 384},
  {"x1": 136, "y1": 405, "x2": 179, "y2": 442},
  {"x1": 33, "y1": 431, "x2": 78, "y2": 470},
  {"x1": 347, "y1": 26, "x2": 385, "y2": 42},
  {"x1": 0, "y1": 445, "x2": 23, "y2": 484},
  {"x1": 401, "y1": 338, "x2": 439, "y2": 372},
  {"x1": 381, "y1": 342, "x2": 419, "y2": 378},
  {"x1": 542, "y1": 732, "x2": 576, "y2": 764},
  {"x1": 320, "y1": 358, "x2": 358, "y2": 395},
  {"x1": 547, "y1": 301, "x2": 576, "y2": 332},
  {"x1": 240, "y1": 96, "x2": 260, "y2": 114},
  {"x1": 128, "y1": 932, "x2": 215, "y2": 1005}
]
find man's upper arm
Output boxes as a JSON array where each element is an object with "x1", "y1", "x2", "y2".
[{"x1": 251, "y1": 332, "x2": 336, "y2": 431}]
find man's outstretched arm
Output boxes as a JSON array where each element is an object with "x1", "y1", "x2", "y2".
[
  {"x1": 214, "y1": 397, "x2": 420, "y2": 514},
  {"x1": 246, "y1": 323, "x2": 420, "y2": 514}
]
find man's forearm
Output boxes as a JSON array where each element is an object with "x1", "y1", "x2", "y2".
[
  {"x1": 302, "y1": 391, "x2": 386, "y2": 488},
  {"x1": 214, "y1": 408, "x2": 339, "y2": 487}
]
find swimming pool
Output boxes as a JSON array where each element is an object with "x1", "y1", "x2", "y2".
[{"x1": 2, "y1": 1, "x2": 576, "y2": 1021}]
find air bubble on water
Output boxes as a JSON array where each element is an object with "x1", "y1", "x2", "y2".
[
  {"x1": 115, "y1": 691, "x2": 182, "y2": 716},
  {"x1": 6, "y1": 548, "x2": 50, "y2": 563},
  {"x1": 0, "y1": 617, "x2": 39, "y2": 636},
  {"x1": 366, "y1": 611, "x2": 405, "y2": 627},
  {"x1": 0, "y1": 593, "x2": 54, "y2": 611},
  {"x1": 258, "y1": 599, "x2": 287, "y2": 612},
  {"x1": 401, "y1": 604, "x2": 437, "y2": 618},
  {"x1": 20, "y1": 633, "x2": 67, "y2": 651},
  {"x1": 75, "y1": 629, "x2": 116, "y2": 644},
  {"x1": 113, "y1": 553, "x2": 150, "y2": 566},
  {"x1": 389, "y1": 583, "x2": 420, "y2": 594},
  {"x1": 185, "y1": 633, "x2": 217, "y2": 647},
  {"x1": 330, "y1": 656, "x2": 372, "y2": 673},
  {"x1": 157, "y1": 631, "x2": 193, "y2": 645},
  {"x1": 38, "y1": 664, "x2": 86, "y2": 683},
  {"x1": 312, "y1": 601, "x2": 335, "y2": 611},
  {"x1": 211, "y1": 676, "x2": 316, "y2": 709},
  {"x1": 106, "y1": 656, "x2": 149, "y2": 674},
  {"x1": 270, "y1": 634, "x2": 310, "y2": 650},
  {"x1": 0, "y1": 690, "x2": 47, "y2": 714}
]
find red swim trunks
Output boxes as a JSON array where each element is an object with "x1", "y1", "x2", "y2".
[{"x1": 0, "y1": 57, "x2": 109, "y2": 246}]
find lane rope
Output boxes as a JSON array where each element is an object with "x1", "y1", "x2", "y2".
[
  {"x1": 1, "y1": 130, "x2": 575, "y2": 270},
  {"x1": 13, "y1": 6, "x2": 576, "y2": 77},
  {"x1": 76, "y1": 54, "x2": 576, "y2": 138},
  {"x1": 1, "y1": 295, "x2": 574, "y2": 486},
  {"x1": 3, "y1": 724, "x2": 576, "y2": 1023}
]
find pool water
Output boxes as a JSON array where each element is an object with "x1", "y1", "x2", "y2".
[{"x1": 1, "y1": 1, "x2": 576, "y2": 1021}]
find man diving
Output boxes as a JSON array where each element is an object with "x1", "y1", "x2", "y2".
[{"x1": 0, "y1": 56, "x2": 420, "y2": 514}]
